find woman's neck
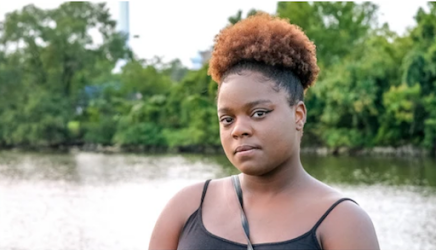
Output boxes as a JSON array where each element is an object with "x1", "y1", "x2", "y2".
[{"x1": 239, "y1": 156, "x2": 310, "y2": 197}]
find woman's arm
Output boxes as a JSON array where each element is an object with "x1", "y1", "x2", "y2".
[
  {"x1": 320, "y1": 200, "x2": 380, "y2": 250},
  {"x1": 148, "y1": 182, "x2": 204, "y2": 250}
]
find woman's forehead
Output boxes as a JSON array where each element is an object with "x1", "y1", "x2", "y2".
[
  {"x1": 222, "y1": 70, "x2": 270, "y2": 83},
  {"x1": 220, "y1": 75, "x2": 276, "y2": 96},
  {"x1": 217, "y1": 75, "x2": 288, "y2": 109}
]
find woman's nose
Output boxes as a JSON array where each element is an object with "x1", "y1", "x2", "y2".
[{"x1": 231, "y1": 117, "x2": 252, "y2": 139}]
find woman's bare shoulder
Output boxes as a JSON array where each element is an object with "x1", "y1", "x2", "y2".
[
  {"x1": 320, "y1": 198, "x2": 379, "y2": 249},
  {"x1": 148, "y1": 180, "x2": 211, "y2": 250},
  {"x1": 170, "y1": 180, "x2": 210, "y2": 218},
  {"x1": 171, "y1": 177, "x2": 230, "y2": 218},
  {"x1": 313, "y1": 187, "x2": 380, "y2": 250},
  {"x1": 303, "y1": 177, "x2": 379, "y2": 249}
]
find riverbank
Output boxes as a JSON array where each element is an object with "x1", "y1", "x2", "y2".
[
  {"x1": 1, "y1": 143, "x2": 433, "y2": 157},
  {"x1": 300, "y1": 145, "x2": 432, "y2": 157}
]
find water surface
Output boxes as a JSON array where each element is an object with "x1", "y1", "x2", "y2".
[{"x1": 0, "y1": 151, "x2": 435, "y2": 250}]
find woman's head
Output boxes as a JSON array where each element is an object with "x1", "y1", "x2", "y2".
[
  {"x1": 209, "y1": 13, "x2": 319, "y2": 175},
  {"x1": 208, "y1": 12, "x2": 319, "y2": 104}
]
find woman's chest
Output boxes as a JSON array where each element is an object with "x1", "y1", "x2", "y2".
[{"x1": 202, "y1": 198, "x2": 320, "y2": 245}]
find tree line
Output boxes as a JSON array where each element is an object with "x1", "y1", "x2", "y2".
[{"x1": 0, "y1": 2, "x2": 435, "y2": 154}]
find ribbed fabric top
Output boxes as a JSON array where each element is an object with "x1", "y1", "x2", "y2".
[{"x1": 177, "y1": 179, "x2": 356, "y2": 250}]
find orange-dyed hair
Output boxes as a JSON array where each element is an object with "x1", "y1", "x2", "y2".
[{"x1": 208, "y1": 12, "x2": 319, "y2": 91}]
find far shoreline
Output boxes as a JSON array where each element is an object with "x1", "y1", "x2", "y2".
[{"x1": 0, "y1": 144, "x2": 433, "y2": 158}]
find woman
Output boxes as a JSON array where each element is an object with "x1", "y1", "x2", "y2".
[{"x1": 149, "y1": 13, "x2": 379, "y2": 250}]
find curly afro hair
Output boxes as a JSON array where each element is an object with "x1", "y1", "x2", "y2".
[{"x1": 208, "y1": 12, "x2": 319, "y2": 94}]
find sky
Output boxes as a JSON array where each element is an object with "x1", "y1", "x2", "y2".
[{"x1": 0, "y1": 0, "x2": 431, "y2": 69}]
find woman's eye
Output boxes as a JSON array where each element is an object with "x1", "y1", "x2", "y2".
[
  {"x1": 220, "y1": 116, "x2": 233, "y2": 125},
  {"x1": 252, "y1": 110, "x2": 269, "y2": 118}
]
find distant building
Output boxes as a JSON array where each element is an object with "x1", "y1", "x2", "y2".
[
  {"x1": 113, "y1": 1, "x2": 130, "y2": 74},
  {"x1": 191, "y1": 49, "x2": 212, "y2": 70}
]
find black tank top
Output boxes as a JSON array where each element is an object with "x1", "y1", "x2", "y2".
[{"x1": 177, "y1": 180, "x2": 357, "y2": 250}]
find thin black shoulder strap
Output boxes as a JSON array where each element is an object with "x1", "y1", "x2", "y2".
[
  {"x1": 200, "y1": 179, "x2": 212, "y2": 207},
  {"x1": 232, "y1": 175, "x2": 254, "y2": 250},
  {"x1": 312, "y1": 198, "x2": 358, "y2": 231}
]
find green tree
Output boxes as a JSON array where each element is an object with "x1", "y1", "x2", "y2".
[
  {"x1": 228, "y1": 9, "x2": 260, "y2": 25},
  {"x1": 277, "y1": 2, "x2": 378, "y2": 68},
  {"x1": 0, "y1": 2, "x2": 128, "y2": 146},
  {"x1": 162, "y1": 64, "x2": 220, "y2": 149},
  {"x1": 400, "y1": 2, "x2": 436, "y2": 152}
]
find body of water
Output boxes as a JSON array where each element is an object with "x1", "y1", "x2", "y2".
[{"x1": 0, "y1": 151, "x2": 435, "y2": 250}]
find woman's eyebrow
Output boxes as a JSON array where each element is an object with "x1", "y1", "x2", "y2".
[
  {"x1": 218, "y1": 107, "x2": 232, "y2": 114},
  {"x1": 218, "y1": 100, "x2": 272, "y2": 114},
  {"x1": 244, "y1": 100, "x2": 273, "y2": 109}
]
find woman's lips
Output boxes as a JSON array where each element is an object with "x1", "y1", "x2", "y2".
[{"x1": 234, "y1": 145, "x2": 260, "y2": 154}]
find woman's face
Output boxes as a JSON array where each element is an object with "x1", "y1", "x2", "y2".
[{"x1": 217, "y1": 70, "x2": 306, "y2": 176}]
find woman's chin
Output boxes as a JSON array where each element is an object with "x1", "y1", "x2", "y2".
[{"x1": 235, "y1": 163, "x2": 270, "y2": 176}]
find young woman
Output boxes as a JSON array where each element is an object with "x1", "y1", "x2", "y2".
[{"x1": 149, "y1": 13, "x2": 380, "y2": 250}]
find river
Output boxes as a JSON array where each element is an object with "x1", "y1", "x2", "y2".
[{"x1": 0, "y1": 151, "x2": 435, "y2": 250}]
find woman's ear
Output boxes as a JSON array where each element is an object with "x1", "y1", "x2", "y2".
[{"x1": 295, "y1": 101, "x2": 307, "y2": 131}]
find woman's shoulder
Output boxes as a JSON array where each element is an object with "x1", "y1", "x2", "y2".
[
  {"x1": 168, "y1": 177, "x2": 230, "y2": 218},
  {"x1": 149, "y1": 179, "x2": 219, "y2": 249},
  {"x1": 309, "y1": 178, "x2": 373, "y2": 230},
  {"x1": 310, "y1": 182, "x2": 379, "y2": 249},
  {"x1": 169, "y1": 180, "x2": 209, "y2": 217}
]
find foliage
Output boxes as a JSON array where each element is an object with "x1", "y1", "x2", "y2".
[
  {"x1": 0, "y1": 2, "x2": 435, "y2": 154},
  {"x1": 0, "y1": 2, "x2": 128, "y2": 147},
  {"x1": 278, "y1": 2, "x2": 436, "y2": 152},
  {"x1": 277, "y1": 2, "x2": 379, "y2": 69}
]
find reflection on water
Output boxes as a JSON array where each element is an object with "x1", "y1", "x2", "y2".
[
  {"x1": 0, "y1": 151, "x2": 435, "y2": 250},
  {"x1": 206, "y1": 153, "x2": 436, "y2": 187},
  {"x1": 303, "y1": 155, "x2": 436, "y2": 187}
]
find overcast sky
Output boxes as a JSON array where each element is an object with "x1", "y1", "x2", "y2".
[{"x1": 0, "y1": 1, "x2": 430, "y2": 68}]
